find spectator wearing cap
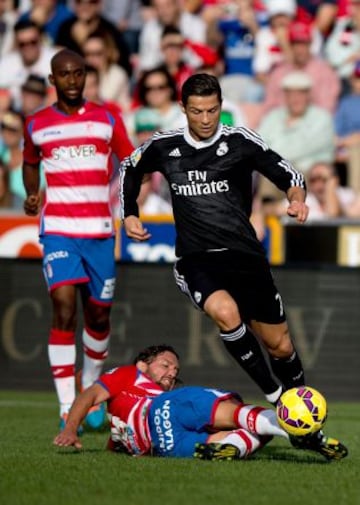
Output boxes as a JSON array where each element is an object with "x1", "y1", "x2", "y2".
[
  {"x1": 0, "y1": 19, "x2": 57, "y2": 110},
  {"x1": 254, "y1": 0, "x2": 323, "y2": 83},
  {"x1": 254, "y1": 0, "x2": 297, "y2": 83},
  {"x1": 20, "y1": 74, "x2": 48, "y2": 116},
  {"x1": 133, "y1": 107, "x2": 161, "y2": 144},
  {"x1": 262, "y1": 21, "x2": 340, "y2": 114},
  {"x1": 257, "y1": 70, "x2": 335, "y2": 199},
  {"x1": 324, "y1": 0, "x2": 360, "y2": 95}
]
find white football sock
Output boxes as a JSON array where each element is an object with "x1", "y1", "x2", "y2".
[
  {"x1": 236, "y1": 404, "x2": 288, "y2": 439},
  {"x1": 217, "y1": 429, "x2": 262, "y2": 458},
  {"x1": 82, "y1": 327, "x2": 110, "y2": 389}
]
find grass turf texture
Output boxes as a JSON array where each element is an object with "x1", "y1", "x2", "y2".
[{"x1": 0, "y1": 391, "x2": 358, "y2": 505}]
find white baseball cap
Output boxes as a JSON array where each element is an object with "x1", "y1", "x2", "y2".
[
  {"x1": 267, "y1": 0, "x2": 297, "y2": 17},
  {"x1": 281, "y1": 71, "x2": 313, "y2": 90}
]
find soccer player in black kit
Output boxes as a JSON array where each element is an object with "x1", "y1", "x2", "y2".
[{"x1": 120, "y1": 74, "x2": 347, "y2": 460}]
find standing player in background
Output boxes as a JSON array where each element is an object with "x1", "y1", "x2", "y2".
[
  {"x1": 22, "y1": 49, "x2": 134, "y2": 431},
  {"x1": 121, "y1": 73, "x2": 309, "y2": 408}
]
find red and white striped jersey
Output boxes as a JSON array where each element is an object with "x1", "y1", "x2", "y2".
[
  {"x1": 98, "y1": 365, "x2": 164, "y2": 455},
  {"x1": 23, "y1": 101, "x2": 134, "y2": 238}
]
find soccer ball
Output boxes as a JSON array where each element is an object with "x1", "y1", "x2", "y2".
[{"x1": 276, "y1": 386, "x2": 328, "y2": 436}]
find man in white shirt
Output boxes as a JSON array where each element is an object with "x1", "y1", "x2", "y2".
[
  {"x1": 138, "y1": 0, "x2": 206, "y2": 71},
  {"x1": 0, "y1": 19, "x2": 57, "y2": 109}
]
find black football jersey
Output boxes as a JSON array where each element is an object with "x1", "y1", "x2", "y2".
[{"x1": 121, "y1": 124, "x2": 306, "y2": 258}]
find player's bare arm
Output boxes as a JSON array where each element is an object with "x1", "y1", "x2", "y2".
[
  {"x1": 22, "y1": 161, "x2": 41, "y2": 216},
  {"x1": 286, "y1": 187, "x2": 309, "y2": 223},
  {"x1": 53, "y1": 384, "x2": 109, "y2": 449},
  {"x1": 123, "y1": 215, "x2": 152, "y2": 241}
]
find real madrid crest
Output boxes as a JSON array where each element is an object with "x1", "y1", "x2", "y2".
[{"x1": 216, "y1": 141, "x2": 228, "y2": 156}]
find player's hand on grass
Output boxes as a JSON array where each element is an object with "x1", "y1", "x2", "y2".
[
  {"x1": 123, "y1": 215, "x2": 152, "y2": 241},
  {"x1": 23, "y1": 194, "x2": 41, "y2": 216},
  {"x1": 287, "y1": 200, "x2": 309, "y2": 223},
  {"x1": 53, "y1": 430, "x2": 82, "y2": 450}
]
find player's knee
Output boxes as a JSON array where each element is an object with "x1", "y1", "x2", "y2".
[
  {"x1": 85, "y1": 305, "x2": 111, "y2": 332},
  {"x1": 208, "y1": 300, "x2": 240, "y2": 330},
  {"x1": 52, "y1": 303, "x2": 75, "y2": 329}
]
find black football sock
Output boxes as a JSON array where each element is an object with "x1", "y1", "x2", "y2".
[
  {"x1": 221, "y1": 323, "x2": 282, "y2": 401},
  {"x1": 269, "y1": 349, "x2": 305, "y2": 391}
]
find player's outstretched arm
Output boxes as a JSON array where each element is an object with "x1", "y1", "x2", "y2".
[
  {"x1": 53, "y1": 384, "x2": 109, "y2": 449},
  {"x1": 286, "y1": 187, "x2": 309, "y2": 224},
  {"x1": 123, "y1": 215, "x2": 152, "y2": 241}
]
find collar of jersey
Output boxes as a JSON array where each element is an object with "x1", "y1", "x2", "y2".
[{"x1": 183, "y1": 123, "x2": 223, "y2": 149}]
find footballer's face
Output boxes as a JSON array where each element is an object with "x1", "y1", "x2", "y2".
[
  {"x1": 181, "y1": 94, "x2": 222, "y2": 142},
  {"x1": 141, "y1": 351, "x2": 180, "y2": 391},
  {"x1": 49, "y1": 56, "x2": 86, "y2": 108}
]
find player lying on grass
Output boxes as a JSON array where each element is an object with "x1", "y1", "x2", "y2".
[{"x1": 53, "y1": 344, "x2": 348, "y2": 461}]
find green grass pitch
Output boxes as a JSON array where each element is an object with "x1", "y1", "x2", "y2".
[{"x1": 0, "y1": 390, "x2": 358, "y2": 505}]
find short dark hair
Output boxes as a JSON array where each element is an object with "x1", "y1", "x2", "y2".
[
  {"x1": 85, "y1": 64, "x2": 99, "y2": 80},
  {"x1": 161, "y1": 25, "x2": 182, "y2": 38},
  {"x1": 137, "y1": 66, "x2": 177, "y2": 105},
  {"x1": 133, "y1": 344, "x2": 179, "y2": 365},
  {"x1": 14, "y1": 19, "x2": 42, "y2": 34},
  {"x1": 181, "y1": 73, "x2": 222, "y2": 106}
]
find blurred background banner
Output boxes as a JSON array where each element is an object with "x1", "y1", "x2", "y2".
[
  {"x1": 120, "y1": 217, "x2": 176, "y2": 262},
  {"x1": 3, "y1": 214, "x2": 360, "y2": 266},
  {"x1": 0, "y1": 260, "x2": 359, "y2": 401}
]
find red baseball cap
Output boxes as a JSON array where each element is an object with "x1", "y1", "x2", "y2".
[{"x1": 289, "y1": 22, "x2": 312, "y2": 43}]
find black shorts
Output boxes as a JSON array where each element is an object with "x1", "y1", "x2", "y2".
[{"x1": 173, "y1": 250, "x2": 286, "y2": 324}]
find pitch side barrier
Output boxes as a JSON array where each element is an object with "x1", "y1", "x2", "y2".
[{"x1": 0, "y1": 259, "x2": 359, "y2": 401}]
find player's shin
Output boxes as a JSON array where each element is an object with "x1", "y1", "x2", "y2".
[
  {"x1": 221, "y1": 324, "x2": 282, "y2": 403},
  {"x1": 82, "y1": 326, "x2": 110, "y2": 388},
  {"x1": 48, "y1": 328, "x2": 76, "y2": 418},
  {"x1": 269, "y1": 348, "x2": 305, "y2": 391},
  {"x1": 234, "y1": 404, "x2": 288, "y2": 438}
]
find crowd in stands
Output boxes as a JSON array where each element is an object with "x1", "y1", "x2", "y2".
[{"x1": 1, "y1": 0, "x2": 360, "y2": 225}]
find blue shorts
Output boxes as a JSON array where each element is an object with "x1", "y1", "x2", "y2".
[
  {"x1": 40, "y1": 235, "x2": 116, "y2": 305},
  {"x1": 148, "y1": 386, "x2": 237, "y2": 458}
]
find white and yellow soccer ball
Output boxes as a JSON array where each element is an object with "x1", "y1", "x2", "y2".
[{"x1": 276, "y1": 386, "x2": 328, "y2": 436}]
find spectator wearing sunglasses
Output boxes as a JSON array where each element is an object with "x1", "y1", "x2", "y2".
[
  {"x1": 0, "y1": 19, "x2": 56, "y2": 110},
  {"x1": 126, "y1": 66, "x2": 186, "y2": 143},
  {"x1": 275, "y1": 162, "x2": 359, "y2": 220}
]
